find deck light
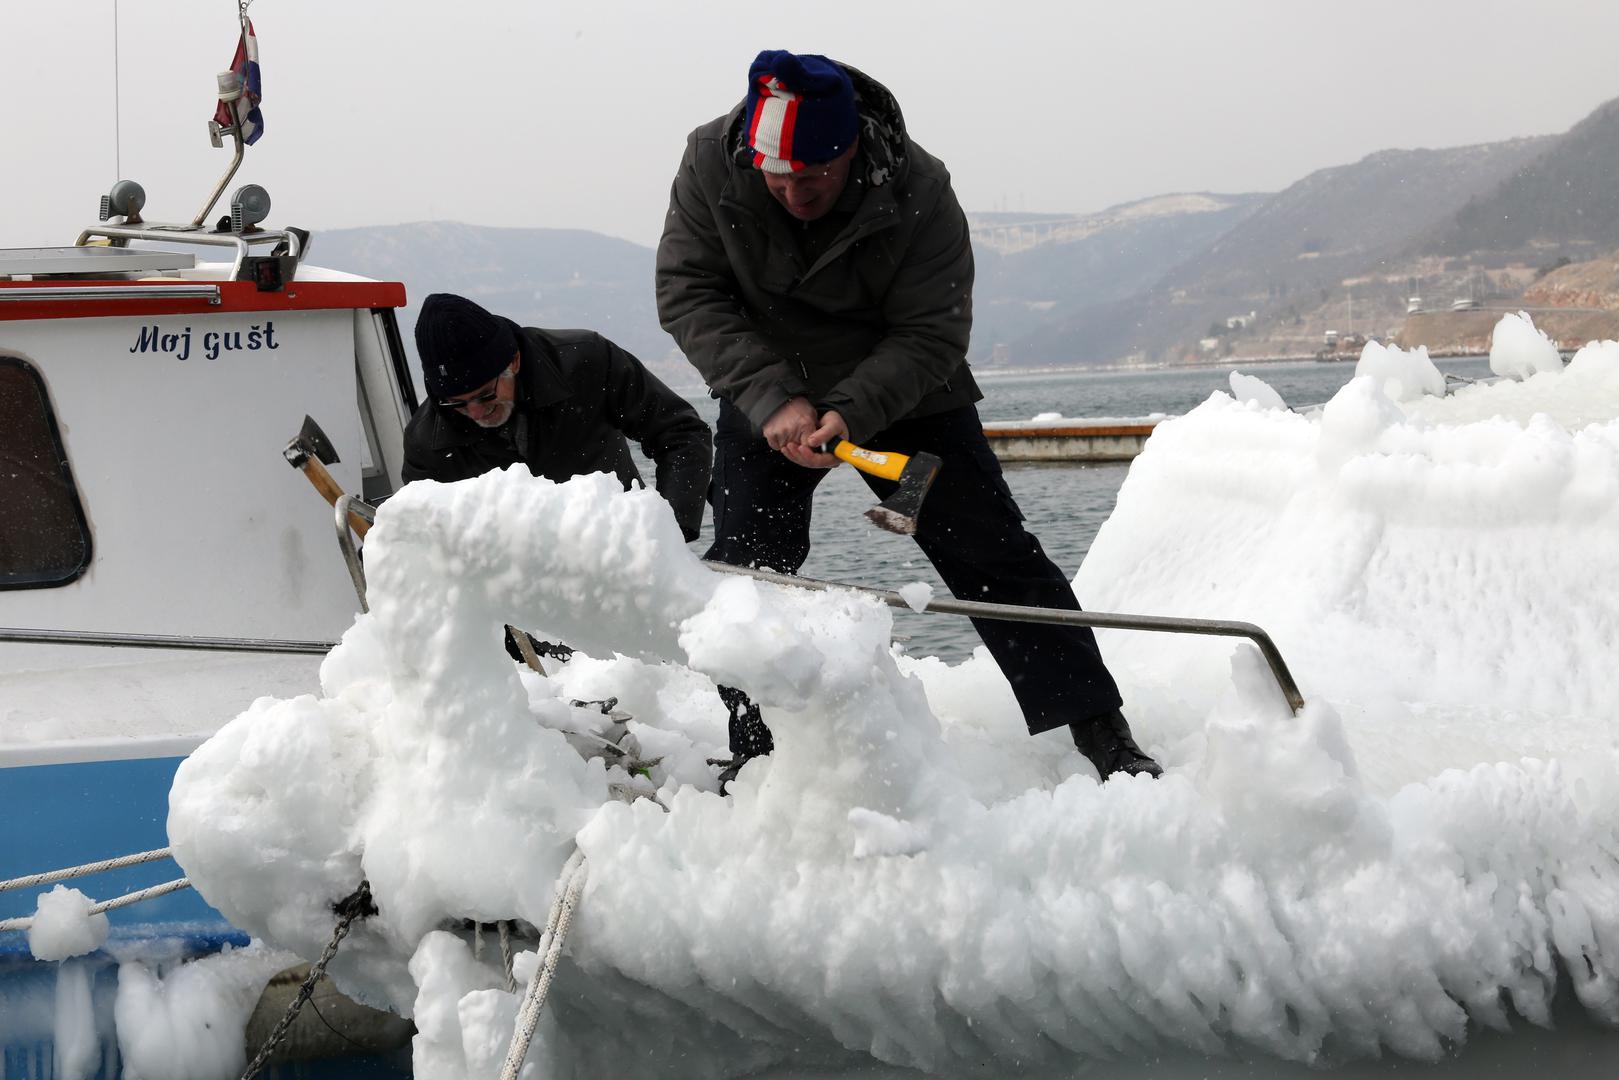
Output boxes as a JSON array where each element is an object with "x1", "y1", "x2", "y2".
[
  {"x1": 98, "y1": 180, "x2": 147, "y2": 224},
  {"x1": 229, "y1": 184, "x2": 272, "y2": 233}
]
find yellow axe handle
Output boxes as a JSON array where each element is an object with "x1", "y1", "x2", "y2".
[{"x1": 826, "y1": 437, "x2": 908, "y2": 482}]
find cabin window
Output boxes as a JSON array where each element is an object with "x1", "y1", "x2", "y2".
[{"x1": 0, "y1": 357, "x2": 91, "y2": 588}]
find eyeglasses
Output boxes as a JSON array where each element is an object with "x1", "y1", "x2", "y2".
[{"x1": 438, "y1": 368, "x2": 514, "y2": 411}]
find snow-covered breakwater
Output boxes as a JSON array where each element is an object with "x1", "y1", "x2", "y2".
[{"x1": 166, "y1": 327, "x2": 1619, "y2": 1077}]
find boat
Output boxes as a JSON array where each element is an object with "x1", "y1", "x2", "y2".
[{"x1": 1, "y1": 9, "x2": 417, "y2": 1074}]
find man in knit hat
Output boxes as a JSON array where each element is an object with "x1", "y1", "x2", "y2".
[
  {"x1": 657, "y1": 51, "x2": 1162, "y2": 786},
  {"x1": 402, "y1": 293, "x2": 711, "y2": 543}
]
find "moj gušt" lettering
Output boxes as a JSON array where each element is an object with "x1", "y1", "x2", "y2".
[{"x1": 128, "y1": 321, "x2": 280, "y2": 362}]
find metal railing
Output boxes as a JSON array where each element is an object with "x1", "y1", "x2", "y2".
[
  {"x1": 334, "y1": 494, "x2": 375, "y2": 612},
  {"x1": 323, "y1": 495, "x2": 1303, "y2": 714},
  {"x1": 703, "y1": 562, "x2": 1305, "y2": 714},
  {"x1": 74, "y1": 225, "x2": 302, "y2": 282},
  {"x1": 0, "y1": 283, "x2": 223, "y2": 304},
  {"x1": 0, "y1": 627, "x2": 334, "y2": 654}
]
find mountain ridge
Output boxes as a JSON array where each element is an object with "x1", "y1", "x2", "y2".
[{"x1": 308, "y1": 91, "x2": 1619, "y2": 374}]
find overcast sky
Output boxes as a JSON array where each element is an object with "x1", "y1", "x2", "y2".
[{"x1": 5, "y1": 1, "x2": 1619, "y2": 251}]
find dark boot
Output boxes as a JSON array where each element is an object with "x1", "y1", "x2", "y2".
[
  {"x1": 715, "y1": 685, "x2": 773, "y2": 794},
  {"x1": 1070, "y1": 709, "x2": 1162, "y2": 780}
]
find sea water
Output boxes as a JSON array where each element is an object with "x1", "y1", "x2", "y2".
[{"x1": 657, "y1": 357, "x2": 1495, "y2": 660}]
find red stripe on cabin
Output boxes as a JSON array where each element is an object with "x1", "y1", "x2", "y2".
[{"x1": 0, "y1": 280, "x2": 406, "y2": 322}]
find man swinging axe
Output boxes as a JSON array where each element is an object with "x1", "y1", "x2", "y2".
[{"x1": 657, "y1": 50, "x2": 1162, "y2": 788}]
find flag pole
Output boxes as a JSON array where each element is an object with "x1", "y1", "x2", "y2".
[{"x1": 190, "y1": 3, "x2": 257, "y2": 227}]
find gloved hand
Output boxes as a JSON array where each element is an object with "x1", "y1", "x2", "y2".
[{"x1": 502, "y1": 626, "x2": 575, "y2": 664}]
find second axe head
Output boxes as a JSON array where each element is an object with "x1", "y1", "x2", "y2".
[
  {"x1": 822, "y1": 437, "x2": 943, "y2": 535},
  {"x1": 283, "y1": 414, "x2": 340, "y2": 470}
]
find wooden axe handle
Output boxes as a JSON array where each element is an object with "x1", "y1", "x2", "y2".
[{"x1": 298, "y1": 455, "x2": 371, "y2": 538}]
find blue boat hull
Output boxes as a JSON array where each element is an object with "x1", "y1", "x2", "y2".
[
  {"x1": 2, "y1": 754, "x2": 231, "y2": 932},
  {"x1": 2, "y1": 753, "x2": 413, "y2": 1076}
]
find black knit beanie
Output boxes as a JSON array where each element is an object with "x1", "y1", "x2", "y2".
[{"x1": 415, "y1": 293, "x2": 518, "y2": 399}]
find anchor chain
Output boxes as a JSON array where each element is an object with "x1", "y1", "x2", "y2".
[{"x1": 240, "y1": 880, "x2": 377, "y2": 1080}]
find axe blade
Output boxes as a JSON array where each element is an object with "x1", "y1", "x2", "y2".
[
  {"x1": 283, "y1": 414, "x2": 341, "y2": 469},
  {"x1": 864, "y1": 451, "x2": 942, "y2": 535}
]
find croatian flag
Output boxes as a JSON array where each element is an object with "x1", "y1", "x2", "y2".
[{"x1": 213, "y1": 19, "x2": 264, "y2": 145}]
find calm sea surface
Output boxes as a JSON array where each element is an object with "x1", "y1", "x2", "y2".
[{"x1": 655, "y1": 357, "x2": 1495, "y2": 660}]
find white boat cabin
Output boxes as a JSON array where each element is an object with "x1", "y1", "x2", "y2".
[{"x1": 0, "y1": 227, "x2": 415, "y2": 765}]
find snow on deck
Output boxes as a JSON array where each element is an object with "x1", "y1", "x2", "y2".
[{"x1": 164, "y1": 327, "x2": 1619, "y2": 1077}]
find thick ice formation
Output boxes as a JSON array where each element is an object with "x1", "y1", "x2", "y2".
[
  {"x1": 897, "y1": 581, "x2": 935, "y2": 612},
  {"x1": 1490, "y1": 311, "x2": 1564, "y2": 380},
  {"x1": 114, "y1": 943, "x2": 298, "y2": 1080},
  {"x1": 1353, "y1": 340, "x2": 1447, "y2": 401},
  {"x1": 26, "y1": 885, "x2": 109, "y2": 962},
  {"x1": 1083, "y1": 344, "x2": 1619, "y2": 781},
  {"x1": 1229, "y1": 370, "x2": 1288, "y2": 410},
  {"x1": 169, "y1": 347, "x2": 1619, "y2": 1077}
]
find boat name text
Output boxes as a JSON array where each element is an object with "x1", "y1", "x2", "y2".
[{"x1": 128, "y1": 322, "x2": 280, "y2": 362}]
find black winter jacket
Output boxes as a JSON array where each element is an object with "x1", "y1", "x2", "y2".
[
  {"x1": 655, "y1": 62, "x2": 980, "y2": 445},
  {"x1": 402, "y1": 325, "x2": 711, "y2": 541}
]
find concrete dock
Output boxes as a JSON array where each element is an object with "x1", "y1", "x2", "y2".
[{"x1": 982, "y1": 417, "x2": 1162, "y2": 462}]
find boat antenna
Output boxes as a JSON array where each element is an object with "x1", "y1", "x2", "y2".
[{"x1": 113, "y1": 0, "x2": 121, "y2": 183}]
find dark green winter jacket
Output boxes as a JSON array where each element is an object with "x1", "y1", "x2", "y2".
[
  {"x1": 402, "y1": 325, "x2": 712, "y2": 541},
  {"x1": 655, "y1": 63, "x2": 980, "y2": 445}
]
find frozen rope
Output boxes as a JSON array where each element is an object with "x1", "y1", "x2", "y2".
[
  {"x1": 0, "y1": 877, "x2": 192, "y2": 933},
  {"x1": 469, "y1": 919, "x2": 518, "y2": 990},
  {"x1": 499, "y1": 919, "x2": 517, "y2": 992},
  {"x1": 240, "y1": 880, "x2": 377, "y2": 1080},
  {"x1": 500, "y1": 849, "x2": 588, "y2": 1080},
  {"x1": 0, "y1": 847, "x2": 173, "y2": 893}
]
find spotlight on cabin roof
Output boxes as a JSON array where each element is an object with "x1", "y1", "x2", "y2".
[
  {"x1": 97, "y1": 179, "x2": 146, "y2": 225},
  {"x1": 229, "y1": 184, "x2": 271, "y2": 233}
]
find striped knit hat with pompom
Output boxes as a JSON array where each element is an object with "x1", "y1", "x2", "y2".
[{"x1": 744, "y1": 51, "x2": 859, "y2": 174}]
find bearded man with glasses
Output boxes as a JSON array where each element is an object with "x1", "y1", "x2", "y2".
[{"x1": 402, "y1": 292, "x2": 711, "y2": 543}]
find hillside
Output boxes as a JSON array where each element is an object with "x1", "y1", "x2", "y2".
[
  {"x1": 970, "y1": 193, "x2": 1264, "y2": 364},
  {"x1": 1523, "y1": 249, "x2": 1619, "y2": 309},
  {"x1": 311, "y1": 222, "x2": 683, "y2": 381},
  {"x1": 1396, "y1": 250, "x2": 1619, "y2": 354},
  {"x1": 1422, "y1": 98, "x2": 1619, "y2": 259},
  {"x1": 310, "y1": 91, "x2": 1619, "y2": 378},
  {"x1": 1072, "y1": 93, "x2": 1619, "y2": 367},
  {"x1": 1013, "y1": 136, "x2": 1554, "y2": 366},
  {"x1": 311, "y1": 194, "x2": 1263, "y2": 378}
]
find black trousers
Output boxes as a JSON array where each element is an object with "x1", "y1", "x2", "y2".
[{"x1": 705, "y1": 400, "x2": 1122, "y2": 750}]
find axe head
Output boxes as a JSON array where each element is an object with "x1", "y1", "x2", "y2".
[
  {"x1": 864, "y1": 451, "x2": 942, "y2": 535},
  {"x1": 283, "y1": 414, "x2": 341, "y2": 470}
]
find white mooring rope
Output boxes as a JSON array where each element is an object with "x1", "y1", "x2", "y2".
[
  {"x1": 0, "y1": 877, "x2": 192, "y2": 933},
  {"x1": 500, "y1": 849, "x2": 589, "y2": 1080},
  {"x1": 0, "y1": 847, "x2": 174, "y2": 893}
]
